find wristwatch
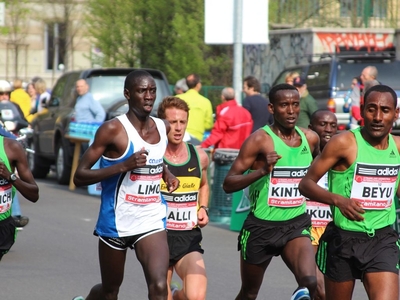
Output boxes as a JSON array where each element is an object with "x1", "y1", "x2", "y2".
[
  {"x1": 10, "y1": 174, "x2": 17, "y2": 182},
  {"x1": 199, "y1": 205, "x2": 209, "y2": 216}
]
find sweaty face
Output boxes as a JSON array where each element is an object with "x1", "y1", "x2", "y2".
[
  {"x1": 310, "y1": 112, "x2": 337, "y2": 150},
  {"x1": 165, "y1": 107, "x2": 188, "y2": 145},
  {"x1": 269, "y1": 90, "x2": 300, "y2": 129},
  {"x1": 125, "y1": 76, "x2": 157, "y2": 117},
  {"x1": 362, "y1": 91, "x2": 398, "y2": 139}
]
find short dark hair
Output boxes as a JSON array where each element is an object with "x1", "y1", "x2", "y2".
[
  {"x1": 268, "y1": 83, "x2": 298, "y2": 104},
  {"x1": 244, "y1": 76, "x2": 261, "y2": 92},
  {"x1": 310, "y1": 109, "x2": 336, "y2": 125},
  {"x1": 157, "y1": 96, "x2": 190, "y2": 119},
  {"x1": 186, "y1": 73, "x2": 200, "y2": 89},
  {"x1": 124, "y1": 70, "x2": 153, "y2": 91},
  {"x1": 364, "y1": 84, "x2": 397, "y2": 108}
]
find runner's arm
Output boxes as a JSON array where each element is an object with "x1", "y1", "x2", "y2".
[
  {"x1": 223, "y1": 131, "x2": 279, "y2": 193},
  {"x1": 197, "y1": 148, "x2": 210, "y2": 227},
  {"x1": 299, "y1": 133, "x2": 364, "y2": 221}
]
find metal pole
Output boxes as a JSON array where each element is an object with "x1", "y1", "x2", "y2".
[{"x1": 233, "y1": 0, "x2": 243, "y2": 104}]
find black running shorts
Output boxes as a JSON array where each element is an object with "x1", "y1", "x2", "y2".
[
  {"x1": 0, "y1": 216, "x2": 16, "y2": 260},
  {"x1": 316, "y1": 222, "x2": 400, "y2": 281},
  {"x1": 167, "y1": 227, "x2": 204, "y2": 267},
  {"x1": 238, "y1": 213, "x2": 312, "y2": 264}
]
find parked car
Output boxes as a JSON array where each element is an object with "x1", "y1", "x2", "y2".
[
  {"x1": 272, "y1": 51, "x2": 400, "y2": 130},
  {"x1": 28, "y1": 68, "x2": 171, "y2": 184}
]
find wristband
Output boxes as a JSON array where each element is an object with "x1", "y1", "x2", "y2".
[{"x1": 199, "y1": 205, "x2": 209, "y2": 216}]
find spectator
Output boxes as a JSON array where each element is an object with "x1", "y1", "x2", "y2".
[
  {"x1": 176, "y1": 73, "x2": 213, "y2": 143},
  {"x1": 26, "y1": 82, "x2": 38, "y2": 111},
  {"x1": 345, "y1": 76, "x2": 363, "y2": 129},
  {"x1": 10, "y1": 79, "x2": 31, "y2": 119},
  {"x1": 293, "y1": 76, "x2": 318, "y2": 128},
  {"x1": 201, "y1": 87, "x2": 253, "y2": 150},
  {"x1": 74, "y1": 79, "x2": 106, "y2": 123},
  {"x1": 33, "y1": 78, "x2": 50, "y2": 114},
  {"x1": 357, "y1": 66, "x2": 379, "y2": 128},
  {"x1": 174, "y1": 78, "x2": 188, "y2": 95},
  {"x1": 242, "y1": 76, "x2": 273, "y2": 133},
  {"x1": 360, "y1": 66, "x2": 378, "y2": 84},
  {"x1": 285, "y1": 71, "x2": 300, "y2": 85},
  {"x1": 25, "y1": 78, "x2": 50, "y2": 123}
]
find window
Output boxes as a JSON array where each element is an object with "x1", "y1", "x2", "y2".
[
  {"x1": 45, "y1": 22, "x2": 66, "y2": 71},
  {"x1": 340, "y1": 0, "x2": 387, "y2": 18},
  {"x1": 48, "y1": 74, "x2": 68, "y2": 107},
  {"x1": 306, "y1": 64, "x2": 330, "y2": 87}
]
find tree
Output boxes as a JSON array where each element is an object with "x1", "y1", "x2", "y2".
[
  {"x1": 0, "y1": 0, "x2": 30, "y2": 79},
  {"x1": 86, "y1": 0, "x2": 139, "y2": 67},
  {"x1": 85, "y1": 0, "x2": 233, "y2": 89}
]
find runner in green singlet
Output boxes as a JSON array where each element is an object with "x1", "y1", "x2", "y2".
[
  {"x1": 223, "y1": 83, "x2": 320, "y2": 300},
  {"x1": 307, "y1": 110, "x2": 337, "y2": 300},
  {"x1": 299, "y1": 84, "x2": 400, "y2": 300},
  {"x1": 0, "y1": 135, "x2": 38, "y2": 260}
]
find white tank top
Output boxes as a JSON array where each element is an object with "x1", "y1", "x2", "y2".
[{"x1": 95, "y1": 115, "x2": 168, "y2": 237}]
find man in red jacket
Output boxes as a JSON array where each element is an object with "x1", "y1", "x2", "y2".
[{"x1": 201, "y1": 87, "x2": 253, "y2": 150}]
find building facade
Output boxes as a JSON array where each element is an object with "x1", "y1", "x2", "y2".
[{"x1": 0, "y1": 0, "x2": 94, "y2": 87}]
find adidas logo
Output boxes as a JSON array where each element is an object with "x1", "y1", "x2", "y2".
[
  {"x1": 390, "y1": 150, "x2": 396, "y2": 158},
  {"x1": 301, "y1": 146, "x2": 308, "y2": 154}
]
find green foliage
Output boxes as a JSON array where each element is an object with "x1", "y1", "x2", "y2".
[
  {"x1": 85, "y1": 0, "x2": 234, "y2": 87},
  {"x1": 1, "y1": 0, "x2": 30, "y2": 40},
  {"x1": 86, "y1": 0, "x2": 139, "y2": 67}
]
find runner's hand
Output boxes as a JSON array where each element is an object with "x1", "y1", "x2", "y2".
[
  {"x1": 197, "y1": 208, "x2": 209, "y2": 228},
  {"x1": 127, "y1": 148, "x2": 148, "y2": 169},
  {"x1": 262, "y1": 151, "x2": 282, "y2": 175},
  {"x1": 163, "y1": 170, "x2": 179, "y2": 193},
  {"x1": 0, "y1": 162, "x2": 12, "y2": 181},
  {"x1": 336, "y1": 196, "x2": 365, "y2": 221}
]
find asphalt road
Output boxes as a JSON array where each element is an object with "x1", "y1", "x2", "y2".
[{"x1": 0, "y1": 174, "x2": 368, "y2": 300}]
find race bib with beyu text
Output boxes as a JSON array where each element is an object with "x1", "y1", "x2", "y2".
[{"x1": 351, "y1": 163, "x2": 400, "y2": 210}]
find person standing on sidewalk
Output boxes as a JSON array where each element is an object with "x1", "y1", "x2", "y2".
[
  {"x1": 201, "y1": 87, "x2": 252, "y2": 150},
  {"x1": 158, "y1": 96, "x2": 209, "y2": 300},
  {"x1": 176, "y1": 73, "x2": 213, "y2": 144},
  {"x1": 242, "y1": 76, "x2": 273, "y2": 133},
  {"x1": 292, "y1": 76, "x2": 318, "y2": 129}
]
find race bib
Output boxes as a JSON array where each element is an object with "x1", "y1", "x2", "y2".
[
  {"x1": 307, "y1": 173, "x2": 332, "y2": 226},
  {"x1": 163, "y1": 191, "x2": 199, "y2": 230},
  {"x1": 306, "y1": 201, "x2": 332, "y2": 226},
  {"x1": 268, "y1": 166, "x2": 308, "y2": 207},
  {"x1": 351, "y1": 163, "x2": 399, "y2": 210},
  {"x1": 124, "y1": 164, "x2": 163, "y2": 205},
  {"x1": 0, "y1": 185, "x2": 12, "y2": 213}
]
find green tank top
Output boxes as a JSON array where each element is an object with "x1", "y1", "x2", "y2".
[
  {"x1": 248, "y1": 126, "x2": 312, "y2": 221},
  {"x1": 329, "y1": 127, "x2": 400, "y2": 234},
  {"x1": 0, "y1": 136, "x2": 16, "y2": 221}
]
